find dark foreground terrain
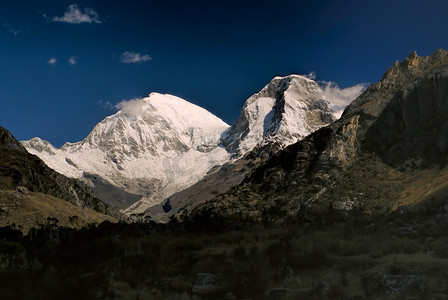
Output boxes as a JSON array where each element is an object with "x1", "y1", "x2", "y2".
[{"x1": 1, "y1": 194, "x2": 448, "y2": 300}]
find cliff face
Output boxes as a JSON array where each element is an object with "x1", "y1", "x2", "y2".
[
  {"x1": 221, "y1": 74, "x2": 336, "y2": 156},
  {"x1": 144, "y1": 75, "x2": 341, "y2": 221},
  {"x1": 317, "y1": 49, "x2": 448, "y2": 170},
  {"x1": 185, "y1": 49, "x2": 448, "y2": 222},
  {"x1": 24, "y1": 76, "x2": 340, "y2": 217},
  {"x1": 362, "y1": 54, "x2": 448, "y2": 168}
]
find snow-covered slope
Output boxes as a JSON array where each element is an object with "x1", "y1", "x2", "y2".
[
  {"x1": 23, "y1": 93, "x2": 230, "y2": 213},
  {"x1": 221, "y1": 75, "x2": 336, "y2": 156},
  {"x1": 23, "y1": 75, "x2": 351, "y2": 216}
]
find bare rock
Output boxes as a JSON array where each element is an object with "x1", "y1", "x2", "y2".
[
  {"x1": 192, "y1": 273, "x2": 224, "y2": 296},
  {"x1": 17, "y1": 186, "x2": 30, "y2": 195}
]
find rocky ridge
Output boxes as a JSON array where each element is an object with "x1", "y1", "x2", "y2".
[
  {"x1": 0, "y1": 126, "x2": 123, "y2": 223},
  {"x1": 221, "y1": 74, "x2": 336, "y2": 156},
  {"x1": 23, "y1": 93, "x2": 231, "y2": 214},
  {"x1": 143, "y1": 75, "x2": 339, "y2": 220},
  {"x1": 24, "y1": 76, "x2": 342, "y2": 215},
  {"x1": 185, "y1": 49, "x2": 448, "y2": 222},
  {"x1": 145, "y1": 139, "x2": 285, "y2": 221}
]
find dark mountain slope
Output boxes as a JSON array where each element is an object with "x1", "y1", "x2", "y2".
[
  {"x1": 0, "y1": 126, "x2": 124, "y2": 227},
  {"x1": 362, "y1": 54, "x2": 448, "y2": 168},
  {"x1": 145, "y1": 140, "x2": 284, "y2": 222},
  {"x1": 186, "y1": 49, "x2": 448, "y2": 222}
]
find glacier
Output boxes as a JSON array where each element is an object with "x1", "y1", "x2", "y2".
[
  {"x1": 23, "y1": 93, "x2": 230, "y2": 213},
  {"x1": 22, "y1": 75, "x2": 363, "y2": 214}
]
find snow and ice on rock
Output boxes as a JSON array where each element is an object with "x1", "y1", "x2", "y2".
[
  {"x1": 221, "y1": 74, "x2": 337, "y2": 157},
  {"x1": 23, "y1": 93, "x2": 230, "y2": 213},
  {"x1": 23, "y1": 76, "x2": 360, "y2": 215}
]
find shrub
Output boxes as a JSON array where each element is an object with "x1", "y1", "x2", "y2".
[
  {"x1": 385, "y1": 238, "x2": 422, "y2": 255},
  {"x1": 432, "y1": 237, "x2": 448, "y2": 258}
]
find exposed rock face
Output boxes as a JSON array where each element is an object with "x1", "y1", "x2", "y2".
[
  {"x1": 0, "y1": 126, "x2": 123, "y2": 221},
  {"x1": 221, "y1": 75, "x2": 336, "y2": 156},
  {"x1": 185, "y1": 49, "x2": 448, "y2": 222},
  {"x1": 319, "y1": 49, "x2": 448, "y2": 171},
  {"x1": 24, "y1": 78, "x2": 339, "y2": 215},
  {"x1": 361, "y1": 274, "x2": 427, "y2": 297},
  {"x1": 0, "y1": 127, "x2": 28, "y2": 152},
  {"x1": 362, "y1": 52, "x2": 448, "y2": 167},
  {"x1": 144, "y1": 76, "x2": 338, "y2": 221},
  {"x1": 145, "y1": 140, "x2": 284, "y2": 222},
  {"x1": 83, "y1": 173, "x2": 142, "y2": 210}
]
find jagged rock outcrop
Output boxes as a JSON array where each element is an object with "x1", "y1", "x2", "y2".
[
  {"x1": 144, "y1": 75, "x2": 341, "y2": 221},
  {"x1": 362, "y1": 50, "x2": 448, "y2": 168},
  {"x1": 145, "y1": 140, "x2": 284, "y2": 222},
  {"x1": 186, "y1": 49, "x2": 448, "y2": 222},
  {"x1": 221, "y1": 75, "x2": 336, "y2": 156},
  {"x1": 24, "y1": 77, "x2": 341, "y2": 215},
  {"x1": 0, "y1": 127, "x2": 28, "y2": 152},
  {"x1": 317, "y1": 49, "x2": 448, "y2": 171}
]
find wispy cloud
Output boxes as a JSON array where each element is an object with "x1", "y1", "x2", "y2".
[
  {"x1": 318, "y1": 81, "x2": 368, "y2": 117},
  {"x1": 3, "y1": 23, "x2": 28, "y2": 35},
  {"x1": 48, "y1": 57, "x2": 57, "y2": 65},
  {"x1": 120, "y1": 51, "x2": 152, "y2": 64},
  {"x1": 51, "y1": 4, "x2": 103, "y2": 24},
  {"x1": 115, "y1": 98, "x2": 146, "y2": 117},
  {"x1": 98, "y1": 100, "x2": 116, "y2": 111},
  {"x1": 305, "y1": 71, "x2": 317, "y2": 80},
  {"x1": 68, "y1": 56, "x2": 77, "y2": 65}
]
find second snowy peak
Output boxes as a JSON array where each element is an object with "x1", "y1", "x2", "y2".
[{"x1": 221, "y1": 74, "x2": 337, "y2": 157}]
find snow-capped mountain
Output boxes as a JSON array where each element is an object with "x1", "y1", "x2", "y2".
[
  {"x1": 23, "y1": 93, "x2": 230, "y2": 213},
  {"x1": 23, "y1": 75, "x2": 351, "y2": 215},
  {"x1": 221, "y1": 74, "x2": 336, "y2": 156}
]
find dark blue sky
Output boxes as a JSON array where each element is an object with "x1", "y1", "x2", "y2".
[{"x1": 2, "y1": 0, "x2": 448, "y2": 147}]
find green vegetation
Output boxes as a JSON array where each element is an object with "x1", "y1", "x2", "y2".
[
  {"x1": 203, "y1": 152, "x2": 408, "y2": 224},
  {"x1": 320, "y1": 153, "x2": 404, "y2": 214},
  {"x1": 1, "y1": 199, "x2": 448, "y2": 299}
]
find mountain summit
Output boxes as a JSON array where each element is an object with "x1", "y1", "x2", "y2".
[
  {"x1": 23, "y1": 77, "x2": 344, "y2": 214},
  {"x1": 186, "y1": 49, "x2": 448, "y2": 222},
  {"x1": 143, "y1": 75, "x2": 339, "y2": 221},
  {"x1": 221, "y1": 75, "x2": 336, "y2": 156},
  {"x1": 23, "y1": 93, "x2": 231, "y2": 213}
]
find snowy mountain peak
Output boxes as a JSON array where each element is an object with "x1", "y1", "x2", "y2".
[
  {"x1": 22, "y1": 76, "x2": 348, "y2": 215},
  {"x1": 81, "y1": 93, "x2": 229, "y2": 157},
  {"x1": 255, "y1": 75, "x2": 320, "y2": 101},
  {"x1": 23, "y1": 93, "x2": 231, "y2": 213},
  {"x1": 22, "y1": 137, "x2": 59, "y2": 155},
  {"x1": 220, "y1": 74, "x2": 336, "y2": 156},
  {"x1": 116, "y1": 93, "x2": 227, "y2": 129},
  {"x1": 273, "y1": 74, "x2": 314, "y2": 83}
]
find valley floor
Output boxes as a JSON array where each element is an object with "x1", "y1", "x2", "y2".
[{"x1": 1, "y1": 199, "x2": 448, "y2": 300}]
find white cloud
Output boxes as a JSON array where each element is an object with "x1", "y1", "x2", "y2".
[
  {"x1": 48, "y1": 57, "x2": 57, "y2": 65},
  {"x1": 115, "y1": 98, "x2": 146, "y2": 117},
  {"x1": 3, "y1": 23, "x2": 27, "y2": 35},
  {"x1": 68, "y1": 56, "x2": 77, "y2": 65},
  {"x1": 51, "y1": 4, "x2": 102, "y2": 24},
  {"x1": 120, "y1": 51, "x2": 152, "y2": 64},
  {"x1": 98, "y1": 100, "x2": 115, "y2": 110},
  {"x1": 318, "y1": 81, "x2": 368, "y2": 118},
  {"x1": 305, "y1": 71, "x2": 316, "y2": 80}
]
